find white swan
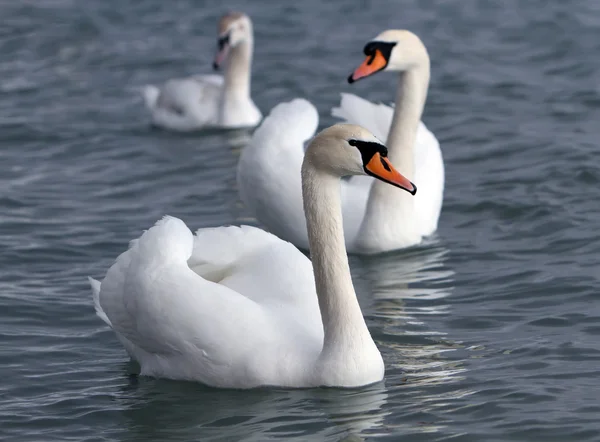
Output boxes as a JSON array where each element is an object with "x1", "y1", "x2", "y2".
[
  {"x1": 89, "y1": 124, "x2": 416, "y2": 389},
  {"x1": 142, "y1": 12, "x2": 262, "y2": 131},
  {"x1": 237, "y1": 30, "x2": 443, "y2": 254}
]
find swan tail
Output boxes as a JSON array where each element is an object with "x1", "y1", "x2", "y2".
[
  {"x1": 89, "y1": 276, "x2": 112, "y2": 327},
  {"x1": 141, "y1": 85, "x2": 161, "y2": 109},
  {"x1": 188, "y1": 225, "x2": 277, "y2": 278},
  {"x1": 331, "y1": 93, "x2": 393, "y2": 142},
  {"x1": 134, "y1": 215, "x2": 195, "y2": 263},
  {"x1": 254, "y1": 98, "x2": 319, "y2": 146}
]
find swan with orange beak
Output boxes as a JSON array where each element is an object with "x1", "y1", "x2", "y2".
[
  {"x1": 332, "y1": 29, "x2": 444, "y2": 252},
  {"x1": 237, "y1": 30, "x2": 441, "y2": 254}
]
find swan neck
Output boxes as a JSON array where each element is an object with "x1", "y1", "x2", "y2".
[
  {"x1": 224, "y1": 39, "x2": 253, "y2": 99},
  {"x1": 385, "y1": 64, "x2": 430, "y2": 181},
  {"x1": 357, "y1": 63, "x2": 430, "y2": 250},
  {"x1": 301, "y1": 162, "x2": 372, "y2": 350}
]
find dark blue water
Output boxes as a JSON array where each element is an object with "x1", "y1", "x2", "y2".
[{"x1": 1, "y1": 0, "x2": 599, "y2": 440}]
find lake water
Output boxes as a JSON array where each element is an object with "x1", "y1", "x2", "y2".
[{"x1": 1, "y1": 0, "x2": 600, "y2": 441}]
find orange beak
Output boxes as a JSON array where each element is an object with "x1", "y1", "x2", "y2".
[
  {"x1": 364, "y1": 152, "x2": 416, "y2": 195},
  {"x1": 348, "y1": 50, "x2": 388, "y2": 83}
]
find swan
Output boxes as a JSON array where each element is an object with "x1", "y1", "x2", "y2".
[
  {"x1": 333, "y1": 30, "x2": 444, "y2": 248},
  {"x1": 237, "y1": 30, "x2": 443, "y2": 254},
  {"x1": 89, "y1": 124, "x2": 416, "y2": 389},
  {"x1": 141, "y1": 12, "x2": 262, "y2": 131}
]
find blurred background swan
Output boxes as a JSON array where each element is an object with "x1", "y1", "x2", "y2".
[{"x1": 141, "y1": 11, "x2": 262, "y2": 131}]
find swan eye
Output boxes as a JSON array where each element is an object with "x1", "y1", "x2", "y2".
[
  {"x1": 362, "y1": 42, "x2": 397, "y2": 61},
  {"x1": 347, "y1": 139, "x2": 389, "y2": 165},
  {"x1": 363, "y1": 43, "x2": 375, "y2": 56},
  {"x1": 218, "y1": 34, "x2": 230, "y2": 50}
]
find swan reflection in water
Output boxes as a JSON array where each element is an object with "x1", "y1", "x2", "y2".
[
  {"x1": 351, "y1": 240, "x2": 467, "y2": 382},
  {"x1": 349, "y1": 240, "x2": 476, "y2": 437},
  {"x1": 116, "y1": 375, "x2": 388, "y2": 442}
]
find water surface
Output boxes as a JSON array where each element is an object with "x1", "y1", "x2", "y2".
[{"x1": 1, "y1": 0, "x2": 600, "y2": 440}]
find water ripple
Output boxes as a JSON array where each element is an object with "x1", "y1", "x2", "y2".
[{"x1": 1, "y1": 0, "x2": 600, "y2": 440}]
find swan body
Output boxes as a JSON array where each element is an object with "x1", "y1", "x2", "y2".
[
  {"x1": 237, "y1": 30, "x2": 443, "y2": 254},
  {"x1": 91, "y1": 221, "x2": 323, "y2": 387},
  {"x1": 237, "y1": 98, "x2": 317, "y2": 249},
  {"x1": 91, "y1": 124, "x2": 416, "y2": 388},
  {"x1": 142, "y1": 12, "x2": 262, "y2": 131}
]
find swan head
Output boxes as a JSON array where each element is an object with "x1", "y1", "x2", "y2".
[
  {"x1": 213, "y1": 12, "x2": 253, "y2": 70},
  {"x1": 347, "y1": 30, "x2": 428, "y2": 83},
  {"x1": 305, "y1": 124, "x2": 416, "y2": 195}
]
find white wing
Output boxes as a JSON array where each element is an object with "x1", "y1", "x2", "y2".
[
  {"x1": 142, "y1": 75, "x2": 224, "y2": 131},
  {"x1": 237, "y1": 98, "x2": 319, "y2": 250},
  {"x1": 91, "y1": 216, "x2": 322, "y2": 387}
]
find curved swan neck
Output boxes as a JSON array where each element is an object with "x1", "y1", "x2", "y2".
[
  {"x1": 356, "y1": 62, "x2": 430, "y2": 251},
  {"x1": 301, "y1": 160, "x2": 372, "y2": 350},
  {"x1": 385, "y1": 63, "x2": 430, "y2": 180},
  {"x1": 224, "y1": 37, "x2": 253, "y2": 99}
]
